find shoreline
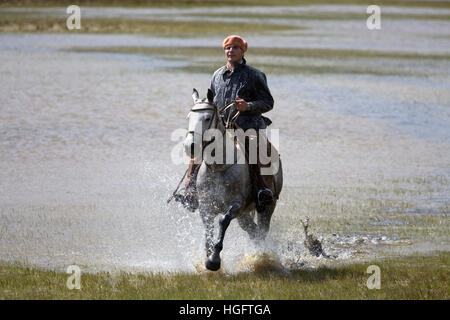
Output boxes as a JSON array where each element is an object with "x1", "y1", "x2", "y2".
[{"x1": 1, "y1": 251, "x2": 448, "y2": 299}]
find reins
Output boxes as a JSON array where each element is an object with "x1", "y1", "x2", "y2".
[
  {"x1": 166, "y1": 167, "x2": 189, "y2": 204},
  {"x1": 219, "y1": 101, "x2": 241, "y2": 129}
]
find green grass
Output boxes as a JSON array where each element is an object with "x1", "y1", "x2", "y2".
[
  {"x1": 0, "y1": 16, "x2": 298, "y2": 35},
  {"x1": 2, "y1": 0, "x2": 450, "y2": 8},
  {"x1": 68, "y1": 46, "x2": 449, "y2": 76},
  {"x1": 70, "y1": 46, "x2": 450, "y2": 60},
  {"x1": 190, "y1": 12, "x2": 450, "y2": 21},
  {"x1": 174, "y1": 64, "x2": 417, "y2": 76},
  {"x1": 2, "y1": 1, "x2": 449, "y2": 35},
  {"x1": 1, "y1": 252, "x2": 449, "y2": 299}
]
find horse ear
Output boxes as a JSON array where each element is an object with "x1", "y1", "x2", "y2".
[
  {"x1": 207, "y1": 89, "x2": 214, "y2": 104},
  {"x1": 192, "y1": 88, "x2": 199, "y2": 102}
]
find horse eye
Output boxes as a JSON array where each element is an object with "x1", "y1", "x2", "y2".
[{"x1": 205, "y1": 116, "x2": 211, "y2": 121}]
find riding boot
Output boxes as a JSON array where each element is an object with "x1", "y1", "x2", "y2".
[
  {"x1": 243, "y1": 131, "x2": 275, "y2": 213},
  {"x1": 251, "y1": 163, "x2": 274, "y2": 213}
]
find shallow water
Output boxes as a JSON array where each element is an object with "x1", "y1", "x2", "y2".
[{"x1": 0, "y1": 5, "x2": 449, "y2": 273}]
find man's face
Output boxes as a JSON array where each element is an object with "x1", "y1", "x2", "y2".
[{"x1": 224, "y1": 45, "x2": 244, "y2": 64}]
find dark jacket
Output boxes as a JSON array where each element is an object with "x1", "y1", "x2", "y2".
[{"x1": 210, "y1": 58, "x2": 273, "y2": 131}]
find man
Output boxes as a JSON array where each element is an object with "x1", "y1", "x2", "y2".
[
  {"x1": 210, "y1": 35, "x2": 274, "y2": 132},
  {"x1": 178, "y1": 35, "x2": 275, "y2": 212}
]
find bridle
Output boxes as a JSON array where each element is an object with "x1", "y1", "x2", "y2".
[
  {"x1": 187, "y1": 100, "x2": 241, "y2": 162},
  {"x1": 188, "y1": 100, "x2": 236, "y2": 134},
  {"x1": 167, "y1": 101, "x2": 236, "y2": 203},
  {"x1": 188, "y1": 102, "x2": 218, "y2": 135},
  {"x1": 187, "y1": 101, "x2": 220, "y2": 160}
]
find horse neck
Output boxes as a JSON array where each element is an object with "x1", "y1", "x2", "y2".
[
  {"x1": 204, "y1": 109, "x2": 235, "y2": 170},
  {"x1": 215, "y1": 109, "x2": 226, "y2": 135}
]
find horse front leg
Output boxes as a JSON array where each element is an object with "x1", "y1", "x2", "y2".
[
  {"x1": 205, "y1": 200, "x2": 242, "y2": 271},
  {"x1": 200, "y1": 209, "x2": 214, "y2": 258}
]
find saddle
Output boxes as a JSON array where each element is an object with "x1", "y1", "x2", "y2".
[{"x1": 174, "y1": 131, "x2": 280, "y2": 213}]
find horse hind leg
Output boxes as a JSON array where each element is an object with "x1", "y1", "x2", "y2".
[
  {"x1": 256, "y1": 200, "x2": 276, "y2": 241},
  {"x1": 205, "y1": 200, "x2": 242, "y2": 271},
  {"x1": 237, "y1": 210, "x2": 262, "y2": 242}
]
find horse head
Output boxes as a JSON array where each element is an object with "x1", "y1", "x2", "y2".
[{"x1": 184, "y1": 88, "x2": 221, "y2": 159}]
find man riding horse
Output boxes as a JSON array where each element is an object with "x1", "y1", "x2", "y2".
[{"x1": 176, "y1": 35, "x2": 275, "y2": 212}]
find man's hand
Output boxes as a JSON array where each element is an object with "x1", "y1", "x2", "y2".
[{"x1": 235, "y1": 96, "x2": 248, "y2": 112}]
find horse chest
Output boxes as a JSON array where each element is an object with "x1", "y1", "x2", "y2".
[
  {"x1": 197, "y1": 171, "x2": 239, "y2": 207},
  {"x1": 206, "y1": 173, "x2": 231, "y2": 194}
]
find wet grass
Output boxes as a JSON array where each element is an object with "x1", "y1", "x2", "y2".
[
  {"x1": 2, "y1": 0, "x2": 449, "y2": 35},
  {"x1": 71, "y1": 46, "x2": 450, "y2": 61},
  {"x1": 0, "y1": 16, "x2": 298, "y2": 35},
  {"x1": 0, "y1": 251, "x2": 448, "y2": 299},
  {"x1": 175, "y1": 64, "x2": 415, "y2": 76},
  {"x1": 68, "y1": 45, "x2": 449, "y2": 76},
  {"x1": 191, "y1": 12, "x2": 450, "y2": 21},
  {"x1": 2, "y1": 0, "x2": 450, "y2": 9},
  {"x1": 274, "y1": 210, "x2": 448, "y2": 251},
  {"x1": 274, "y1": 177, "x2": 449, "y2": 250}
]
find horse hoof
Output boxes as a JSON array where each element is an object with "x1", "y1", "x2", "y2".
[{"x1": 205, "y1": 259, "x2": 221, "y2": 271}]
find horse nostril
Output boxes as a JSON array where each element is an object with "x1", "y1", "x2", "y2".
[{"x1": 190, "y1": 143, "x2": 195, "y2": 157}]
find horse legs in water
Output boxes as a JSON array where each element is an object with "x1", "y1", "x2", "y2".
[
  {"x1": 256, "y1": 200, "x2": 276, "y2": 240},
  {"x1": 237, "y1": 211, "x2": 261, "y2": 241},
  {"x1": 200, "y1": 209, "x2": 214, "y2": 257},
  {"x1": 205, "y1": 200, "x2": 242, "y2": 271},
  {"x1": 237, "y1": 201, "x2": 277, "y2": 243}
]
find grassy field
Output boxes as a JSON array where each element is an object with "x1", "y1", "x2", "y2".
[
  {"x1": 0, "y1": 15, "x2": 299, "y2": 34},
  {"x1": 2, "y1": 0, "x2": 450, "y2": 8},
  {"x1": 1, "y1": 0, "x2": 450, "y2": 34},
  {"x1": 0, "y1": 251, "x2": 448, "y2": 299},
  {"x1": 68, "y1": 45, "x2": 450, "y2": 76},
  {"x1": 193, "y1": 12, "x2": 450, "y2": 21},
  {"x1": 70, "y1": 46, "x2": 450, "y2": 61}
]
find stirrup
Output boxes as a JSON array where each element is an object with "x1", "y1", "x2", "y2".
[{"x1": 173, "y1": 188, "x2": 199, "y2": 212}]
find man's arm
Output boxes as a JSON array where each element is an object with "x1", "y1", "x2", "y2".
[
  {"x1": 209, "y1": 76, "x2": 215, "y2": 96},
  {"x1": 246, "y1": 71, "x2": 274, "y2": 115},
  {"x1": 210, "y1": 67, "x2": 223, "y2": 97}
]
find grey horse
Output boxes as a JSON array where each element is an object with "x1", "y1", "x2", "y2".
[{"x1": 183, "y1": 88, "x2": 283, "y2": 271}]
